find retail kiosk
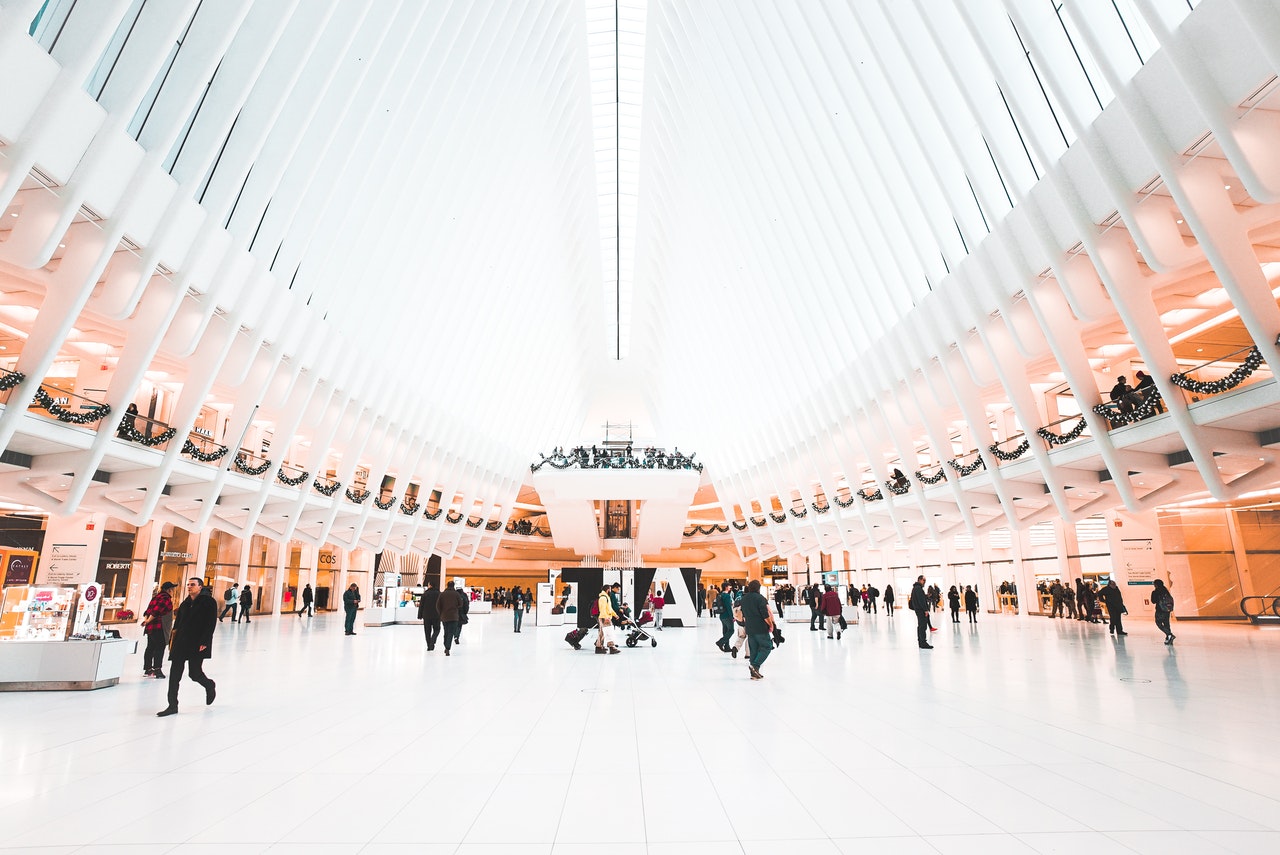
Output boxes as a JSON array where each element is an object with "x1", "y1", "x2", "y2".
[{"x1": 0, "y1": 583, "x2": 135, "y2": 690}]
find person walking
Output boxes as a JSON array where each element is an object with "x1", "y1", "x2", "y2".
[
  {"x1": 455, "y1": 587, "x2": 470, "y2": 645},
  {"x1": 218, "y1": 583, "x2": 238, "y2": 622},
  {"x1": 649, "y1": 587, "x2": 665, "y2": 630},
  {"x1": 1100, "y1": 579, "x2": 1127, "y2": 636},
  {"x1": 342, "y1": 583, "x2": 360, "y2": 636},
  {"x1": 1152, "y1": 579, "x2": 1176, "y2": 644},
  {"x1": 156, "y1": 577, "x2": 217, "y2": 717},
  {"x1": 141, "y1": 581, "x2": 176, "y2": 678},
  {"x1": 910, "y1": 575, "x2": 932, "y2": 650},
  {"x1": 512, "y1": 586, "x2": 525, "y2": 632},
  {"x1": 436, "y1": 581, "x2": 462, "y2": 655},
  {"x1": 803, "y1": 583, "x2": 821, "y2": 631},
  {"x1": 696, "y1": 582, "x2": 706, "y2": 618},
  {"x1": 297, "y1": 583, "x2": 314, "y2": 617},
  {"x1": 947, "y1": 585, "x2": 961, "y2": 624},
  {"x1": 740, "y1": 580, "x2": 775, "y2": 680},
  {"x1": 418, "y1": 579, "x2": 441, "y2": 649},
  {"x1": 239, "y1": 584, "x2": 253, "y2": 623},
  {"x1": 595, "y1": 585, "x2": 620, "y2": 654},
  {"x1": 821, "y1": 584, "x2": 843, "y2": 640},
  {"x1": 716, "y1": 582, "x2": 737, "y2": 652},
  {"x1": 963, "y1": 585, "x2": 979, "y2": 623},
  {"x1": 867, "y1": 585, "x2": 879, "y2": 614},
  {"x1": 883, "y1": 584, "x2": 895, "y2": 617}
]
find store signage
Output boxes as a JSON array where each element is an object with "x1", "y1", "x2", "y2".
[
  {"x1": 35, "y1": 589, "x2": 53, "y2": 602},
  {"x1": 104, "y1": 562, "x2": 131, "y2": 571},
  {"x1": 4, "y1": 554, "x2": 34, "y2": 586},
  {"x1": 319, "y1": 553, "x2": 338, "y2": 565},
  {"x1": 41, "y1": 543, "x2": 88, "y2": 585},
  {"x1": 194, "y1": 427, "x2": 213, "y2": 437},
  {"x1": 160, "y1": 551, "x2": 193, "y2": 560}
]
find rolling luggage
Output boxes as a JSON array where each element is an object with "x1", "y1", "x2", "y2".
[{"x1": 565, "y1": 626, "x2": 591, "y2": 650}]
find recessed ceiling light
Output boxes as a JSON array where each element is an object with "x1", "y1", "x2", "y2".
[
  {"x1": 1176, "y1": 219, "x2": 1183, "y2": 224},
  {"x1": 1225, "y1": 185, "x2": 1232, "y2": 190},
  {"x1": 8, "y1": 213, "x2": 16, "y2": 218},
  {"x1": 58, "y1": 243, "x2": 65, "y2": 248},
  {"x1": 1196, "y1": 348, "x2": 1203, "y2": 353}
]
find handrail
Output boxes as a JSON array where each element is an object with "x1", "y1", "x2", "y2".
[
  {"x1": 1240, "y1": 595, "x2": 1280, "y2": 621},
  {"x1": 30, "y1": 383, "x2": 111, "y2": 426},
  {"x1": 1176, "y1": 344, "x2": 1259, "y2": 378},
  {"x1": 116, "y1": 410, "x2": 177, "y2": 448},
  {"x1": 1037, "y1": 413, "x2": 1090, "y2": 448}
]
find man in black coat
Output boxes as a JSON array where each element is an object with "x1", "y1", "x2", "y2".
[
  {"x1": 909, "y1": 575, "x2": 932, "y2": 650},
  {"x1": 418, "y1": 580, "x2": 441, "y2": 650},
  {"x1": 1100, "y1": 580, "x2": 1128, "y2": 636},
  {"x1": 157, "y1": 577, "x2": 217, "y2": 717},
  {"x1": 436, "y1": 581, "x2": 462, "y2": 656}
]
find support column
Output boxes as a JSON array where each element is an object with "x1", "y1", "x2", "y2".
[{"x1": 272, "y1": 540, "x2": 288, "y2": 616}]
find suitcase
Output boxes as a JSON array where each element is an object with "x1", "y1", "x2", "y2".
[{"x1": 564, "y1": 626, "x2": 591, "y2": 650}]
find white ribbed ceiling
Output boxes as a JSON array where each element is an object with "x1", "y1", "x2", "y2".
[{"x1": 19, "y1": 0, "x2": 1195, "y2": 494}]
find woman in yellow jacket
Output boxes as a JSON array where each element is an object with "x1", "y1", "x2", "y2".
[{"x1": 596, "y1": 586, "x2": 620, "y2": 654}]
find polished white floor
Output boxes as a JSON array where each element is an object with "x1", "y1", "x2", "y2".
[{"x1": 1, "y1": 606, "x2": 1278, "y2": 854}]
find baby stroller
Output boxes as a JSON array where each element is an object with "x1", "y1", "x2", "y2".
[{"x1": 623, "y1": 609, "x2": 658, "y2": 648}]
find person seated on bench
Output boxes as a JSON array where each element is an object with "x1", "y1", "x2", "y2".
[{"x1": 1109, "y1": 376, "x2": 1144, "y2": 414}]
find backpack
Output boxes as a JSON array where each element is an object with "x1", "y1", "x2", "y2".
[
  {"x1": 223, "y1": 588, "x2": 233, "y2": 602},
  {"x1": 590, "y1": 600, "x2": 599, "y2": 617},
  {"x1": 1155, "y1": 588, "x2": 1174, "y2": 611}
]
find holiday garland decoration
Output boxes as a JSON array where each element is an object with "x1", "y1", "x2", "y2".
[
  {"x1": 486, "y1": 520, "x2": 502, "y2": 531},
  {"x1": 769, "y1": 511, "x2": 787, "y2": 524},
  {"x1": 1092, "y1": 390, "x2": 1163, "y2": 426},
  {"x1": 345, "y1": 487, "x2": 371, "y2": 504},
  {"x1": 314, "y1": 478, "x2": 342, "y2": 496},
  {"x1": 445, "y1": 510, "x2": 465, "y2": 524},
  {"x1": 988, "y1": 438, "x2": 1030, "y2": 462},
  {"x1": 373, "y1": 494, "x2": 397, "y2": 510},
  {"x1": 531, "y1": 446, "x2": 703, "y2": 473},
  {"x1": 684, "y1": 523, "x2": 731, "y2": 536},
  {"x1": 400, "y1": 498, "x2": 420, "y2": 516},
  {"x1": 789, "y1": 506, "x2": 808, "y2": 519},
  {"x1": 731, "y1": 520, "x2": 748, "y2": 530},
  {"x1": 948, "y1": 456, "x2": 986, "y2": 476},
  {"x1": 234, "y1": 454, "x2": 273, "y2": 476},
  {"x1": 425, "y1": 507, "x2": 443, "y2": 520},
  {"x1": 277, "y1": 468, "x2": 310, "y2": 487},
  {"x1": 857, "y1": 487, "x2": 883, "y2": 502},
  {"x1": 811, "y1": 499, "x2": 831, "y2": 514},
  {"x1": 118, "y1": 421, "x2": 177, "y2": 447},
  {"x1": 0, "y1": 370, "x2": 26, "y2": 391},
  {"x1": 884, "y1": 479, "x2": 910, "y2": 496},
  {"x1": 1170, "y1": 346, "x2": 1264, "y2": 395},
  {"x1": 465, "y1": 516, "x2": 484, "y2": 528},
  {"x1": 915, "y1": 468, "x2": 946, "y2": 485},
  {"x1": 183, "y1": 438, "x2": 229, "y2": 462},
  {"x1": 749, "y1": 515, "x2": 767, "y2": 527},
  {"x1": 833, "y1": 494, "x2": 856, "y2": 508},
  {"x1": 33, "y1": 388, "x2": 111, "y2": 424},
  {"x1": 1036, "y1": 418, "x2": 1087, "y2": 447}
]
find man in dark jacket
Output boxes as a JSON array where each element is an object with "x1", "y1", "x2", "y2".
[
  {"x1": 716, "y1": 583, "x2": 736, "y2": 652},
  {"x1": 239, "y1": 584, "x2": 253, "y2": 623},
  {"x1": 740, "y1": 580, "x2": 775, "y2": 680},
  {"x1": 417, "y1": 580, "x2": 441, "y2": 649},
  {"x1": 455, "y1": 586, "x2": 470, "y2": 644},
  {"x1": 1152, "y1": 578, "x2": 1175, "y2": 644},
  {"x1": 297, "y1": 583, "x2": 314, "y2": 617},
  {"x1": 436, "y1": 581, "x2": 462, "y2": 655},
  {"x1": 1100, "y1": 579, "x2": 1128, "y2": 636},
  {"x1": 157, "y1": 577, "x2": 217, "y2": 717},
  {"x1": 342, "y1": 583, "x2": 360, "y2": 635},
  {"x1": 909, "y1": 576, "x2": 932, "y2": 650}
]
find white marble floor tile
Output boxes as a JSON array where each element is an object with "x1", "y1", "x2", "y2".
[{"x1": 0, "y1": 610, "x2": 1274, "y2": 855}]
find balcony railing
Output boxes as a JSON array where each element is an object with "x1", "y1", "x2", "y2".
[
  {"x1": 1171, "y1": 344, "x2": 1270, "y2": 405},
  {"x1": 182, "y1": 433, "x2": 229, "y2": 463},
  {"x1": 29, "y1": 384, "x2": 111, "y2": 428},
  {"x1": 115, "y1": 411, "x2": 177, "y2": 450},
  {"x1": 987, "y1": 433, "x2": 1030, "y2": 464},
  {"x1": 0, "y1": 367, "x2": 24, "y2": 404},
  {"x1": 233, "y1": 449, "x2": 273, "y2": 477},
  {"x1": 914, "y1": 462, "x2": 946, "y2": 485},
  {"x1": 947, "y1": 448, "x2": 986, "y2": 477},
  {"x1": 1036, "y1": 414, "x2": 1090, "y2": 449}
]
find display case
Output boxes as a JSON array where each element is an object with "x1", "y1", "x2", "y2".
[{"x1": 0, "y1": 585, "x2": 79, "y2": 641}]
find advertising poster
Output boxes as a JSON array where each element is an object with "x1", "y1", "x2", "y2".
[{"x1": 3, "y1": 551, "x2": 37, "y2": 587}]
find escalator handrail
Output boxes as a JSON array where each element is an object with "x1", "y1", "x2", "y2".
[{"x1": 1239, "y1": 595, "x2": 1280, "y2": 618}]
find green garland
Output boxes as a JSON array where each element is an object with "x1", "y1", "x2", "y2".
[
  {"x1": 400, "y1": 499, "x2": 420, "y2": 516},
  {"x1": 277, "y1": 468, "x2": 310, "y2": 487},
  {"x1": 183, "y1": 438, "x2": 229, "y2": 462},
  {"x1": 445, "y1": 510, "x2": 464, "y2": 524},
  {"x1": 234, "y1": 454, "x2": 273, "y2": 476},
  {"x1": 346, "y1": 487, "x2": 371, "y2": 504},
  {"x1": 683, "y1": 523, "x2": 731, "y2": 536},
  {"x1": 988, "y1": 438, "x2": 1030, "y2": 462},
  {"x1": 915, "y1": 468, "x2": 946, "y2": 485},
  {"x1": 1171, "y1": 347, "x2": 1264, "y2": 394},
  {"x1": 314, "y1": 479, "x2": 342, "y2": 496},
  {"x1": 34, "y1": 388, "x2": 111, "y2": 424},
  {"x1": 373, "y1": 494, "x2": 397, "y2": 510},
  {"x1": 0, "y1": 370, "x2": 25, "y2": 391},
  {"x1": 118, "y1": 421, "x2": 177, "y2": 447},
  {"x1": 857, "y1": 487, "x2": 883, "y2": 502},
  {"x1": 1036, "y1": 418, "x2": 1087, "y2": 446},
  {"x1": 948, "y1": 456, "x2": 985, "y2": 476}
]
